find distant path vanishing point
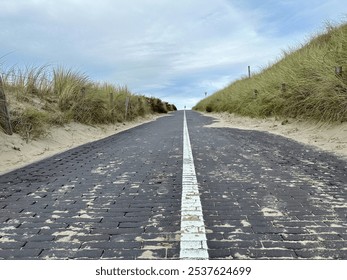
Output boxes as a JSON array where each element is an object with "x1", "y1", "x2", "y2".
[{"x1": 0, "y1": 110, "x2": 346, "y2": 259}]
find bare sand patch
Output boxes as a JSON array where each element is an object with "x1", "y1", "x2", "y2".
[
  {"x1": 0, "y1": 114, "x2": 162, "y2": 174},
  {"x1": 203, "y1": 112, "x2": 347, "y2": 160}
]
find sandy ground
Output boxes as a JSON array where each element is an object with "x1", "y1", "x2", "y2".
[
  {"x1": 203, "y1": 112, "x2": 347, "y2": 160},
  {"x1": 0, "y1": 114, "x2": 161, "y2": 174}
]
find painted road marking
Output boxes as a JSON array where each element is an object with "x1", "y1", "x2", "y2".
[{"x1": 180, "y1": 110, "x2": 209, "y2": 260}]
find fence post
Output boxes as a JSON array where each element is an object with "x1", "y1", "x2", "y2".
[
  {"x1": 80, "y1": 87, "x2": 86, "y2": 97},
  {"x1": 0, "y1": 76, "x2": 13, "y2": 135},
  {"x1": 248, "y1": 66, "x2": 251, "y2": 78},
  {"x1": 109, "y1": 92, "x2": 115, "y2": 123},
  {"x1": 125, "y1": 96, "x2": 130, "y2": 120},
  {"x1": 253, "y1": 89, "x2": 258, "y2": 98},
  {"x1": 335, "y1": 66, "x2": 343, "y2": 77}
]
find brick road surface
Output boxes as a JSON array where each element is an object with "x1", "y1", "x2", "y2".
[
  {"x1": 0, "y1": 110, "x2": 346, "y2": 259},
  {"x1": 187, "y1": 111, "x2": 347, "y2": 259}
]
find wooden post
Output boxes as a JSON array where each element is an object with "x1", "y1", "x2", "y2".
[
  {"x1": 335, "y1": 66, "x2": 343, "y2": 77},
  {"x1": 248, "y1": 66, "x2": 251, "y2": 78},
  {"x1": 125, "y1": 96, "x2": 130, "y2": 120},
  {"x1": 109, "y1": 92, "x2": 115, "y2": 123},
  {"x1": 80, "y1": 87, "x2": 86, "y2": 97},
  {"x1": 281, "y1": 83, "x2": 287, "y2": 93},
  {"x1": 0, "y1": 76, "x2": 13, "y2": 135},
  {"x1": 253, "y1": 89, "x2": 258, "y2": 98}
]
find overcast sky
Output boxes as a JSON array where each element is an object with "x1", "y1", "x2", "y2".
[{"x1": 1, "y1": 0, "x2": 346, "y2": 109}]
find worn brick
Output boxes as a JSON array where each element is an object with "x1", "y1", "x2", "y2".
[
  {"x1": 73, "y1": 249, "x2": 103, "y2": 259},
  {"x1": 0, "y1": 249, "x2": 43, "y2": 259},
  {"x1": 39, "y1": 249, "x2": 77, "y2": 259},
  {"x1": 248, "y1": 249, "x2": 296, "y2": 259},
  {"x1": 81, "y1": 241, "x2": 141, "y2": 250},
  {"x1": 206, "y1": 232, "x2": 224, "y2": 241},
  {"x1": 295, "y1": 249, "x2": 347, "y2": 259},
  {"x1": 208, "y1": 240, "x2": 262, "y2": 249},
  {"x1": 281, "y1": 234, "x2": 321, "y2": 241},
  {"x1": 136, "y1": 249, "x2": 167, "y2": 259},
  {"x1": 251, "y1": 226, "x2": 285, "y2": 234},
  {"x1": 75, "y1": 234, "x2": 110, "y2": 242},
  {"x1": 167, "y1": 248, "x2": 180, "y2": 259},
  {"x1": 102, "y1": 249, "x2": 140, "y2": 259},
  {"x1": 0, "y1": 242, "x2": 26, "y2": 249},
  {"x1": 320, "y1": 240, "x2": 347, "y2": 250},
  {"x1": 24, "y1": 241, "x2": 81, "y2": 250},
  {"x1": 262, "y1": 240, "x2": 320, "y2": 250},
  {"x1": 118, "y1": 222, "x2": 145, "y2": 228}
]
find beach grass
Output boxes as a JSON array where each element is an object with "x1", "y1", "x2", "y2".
[
  {"x1": 193, "y1": 22, "x2": 347, "y2": 123},
  {"x1": 1, "y1": 65, "x2": 176, "y2": 140}
]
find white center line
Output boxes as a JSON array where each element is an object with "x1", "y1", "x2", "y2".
[{"x1": 180, "y1": 110, "x2": 209, "y2": 260}]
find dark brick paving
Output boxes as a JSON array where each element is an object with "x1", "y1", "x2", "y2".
[
  {"x1": 0, "y1": 110, "x2": 346, "y2": 259},
  {"x1": 0, "y1": 112, "x2": 183, "y2": 259},
  {"x1": 186, "y1": 110, "x2": 347, "y2": 259}
]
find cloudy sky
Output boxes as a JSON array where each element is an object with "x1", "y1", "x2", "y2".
[{"x1": 1, "y1": 0, "x2": 346, "y2": 109}]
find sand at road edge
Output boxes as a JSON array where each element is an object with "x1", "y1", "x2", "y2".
[
  {"x1": 1, "y1": 111, "x2": 346, "y2": 175},
  {"x1": 0, "y1": 114, "x2": 162, "y2": 174},
  {"x1": 202, "y1": 112, "x2": 347, "y2": 160}
]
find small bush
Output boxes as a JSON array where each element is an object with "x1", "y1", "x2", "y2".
[
  {"x1": 205, "y1": 105, "x2": 213, "y2": 112},
  {"x1": 48, "y1": 111, "x2": 70, "y2": 126},
  {"x1": 149, "y1": 97, "x2": 168, "y2": 113},
  {"x1": 70, "y1": 95, "x2": 108, "y2": 124},
  {"x1": 11, "y1": 108, "x2": 49, "y2": 141}
]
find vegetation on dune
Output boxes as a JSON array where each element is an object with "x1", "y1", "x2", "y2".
[
  {"x1": 0, "y1": 65, "x2": 176, "y2": 141},
  {"x1": 194, "y1": 22, "x2": 347, "y2": 123}
]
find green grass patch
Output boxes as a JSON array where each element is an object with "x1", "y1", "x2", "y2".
[
  {"x1": 194, "y1": 22, "x2": 347, "y2": 123},
  {"x1": 1, "y1": 65, "x2": 177, "y2": 141},
  {"x1": 11, "y1": 107, "x2": 49, "y2": 142}
]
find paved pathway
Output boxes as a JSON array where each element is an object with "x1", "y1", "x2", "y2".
[{"x1": 0, "y1": 110, "x2": 346, "y2": 259}]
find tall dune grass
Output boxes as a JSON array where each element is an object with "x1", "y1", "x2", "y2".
[
  {"x1": 194, "y1": 22, "x2": 347, "y2": 123},
  {"x1": 1, "y1": 65, "x2": 176, "y2": 140}
]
